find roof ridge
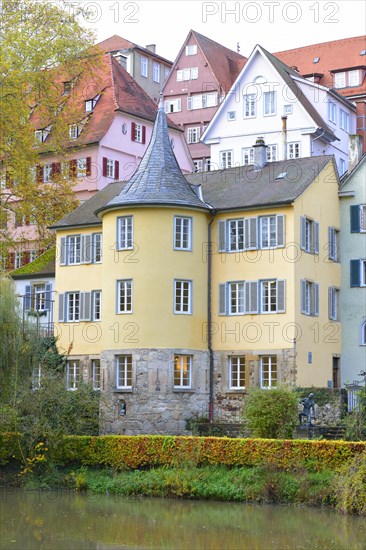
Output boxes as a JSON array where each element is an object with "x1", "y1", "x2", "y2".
[
  {"x1": 192, "y1": 29, "x2": 246, "y2": 59},
  {"x1": 275, "y1": 35, "x2": 366, "y2": 54}
]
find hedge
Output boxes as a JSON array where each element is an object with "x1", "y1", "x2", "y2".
[
  {"x1": 1, "y1": 433, "x2": 365, "y2": 472},
  {"x1": 0, "y1": 432, "x2": 24, "y2": 465}
]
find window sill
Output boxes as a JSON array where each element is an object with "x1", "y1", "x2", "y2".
[
  {"x1": 173, "y1": 388, "x2": 195, "y2": 393},
  {"x1": 113, "y1": 388, "x2": 133, "y2": 393}
]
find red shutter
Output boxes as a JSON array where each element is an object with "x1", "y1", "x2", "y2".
[
  {"x1": 86, "y1": 157, "x2": 91, "y2": 176},
  {"x1": 36, "y1": 165, "x2": 43, "y2": 183},
  {"x1": 24, "y1": 215, "x2": 30, "y2": 226},
  {"x1": 114, "y1": 160, "x2": 119, "y2": 180},
  {"x1": 69, "y1": 159, "x2": 77, "y2": 178},
  {"x1": 142, "y1": 125, "x2": 146, "y2": 145},
  {"x1": 6, "y1": 253, "x2": 15, "y2": 271},
  {"x1": 52, "y1": 162, "x2": 61, "y2": 178},
  {"x1": 131, "y1": 122, "x2": 136, "y2": 142},
  {"x1": 23, "y1": 251, "x2": 30, "y2": 264},
  {"x1": 102, "y1": 157, "x2": 107, "y2": 177}
]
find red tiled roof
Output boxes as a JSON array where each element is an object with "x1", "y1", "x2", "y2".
[
  {"x1": 274, "y1": 36, "x2": 366, "y2": 90},
  {"x1": 192, "y1": 30, "x2": 247, "y2": 92},
  {"x1": 30, "y1": 53, "x2": 180, "y2": 149}
]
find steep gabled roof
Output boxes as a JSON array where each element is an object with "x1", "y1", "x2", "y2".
[
  {"x1": 96, "y1": 35, "x2": 173, "y2": 65},
  {"x1": 186, "y1": 156, "x2": 336, "y2": 211},
  {"x1": 98, "y1": 99, "x2": 210, "y2": 213},
  {"x1": 275, "y1": 36, "x2": 366, "y2": 91},
  {"x1": 11, "y1": 248, "x2": 56, "y2": 279},
  {"x1": 192, "y1": 30, "x2": 247, "y2": 91}
]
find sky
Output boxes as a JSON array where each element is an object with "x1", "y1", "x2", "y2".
[{"x1": 67, "y1": 0, "x2": 366, "y2": 61}]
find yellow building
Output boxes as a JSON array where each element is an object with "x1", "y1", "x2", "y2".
[{"x1": 52, "y1": 104, "x2": 341, "y2": 434}]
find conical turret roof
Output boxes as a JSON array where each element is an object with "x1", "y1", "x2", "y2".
[{"x1": 99, "y1": 98, "x2": 210, "y2": 213}]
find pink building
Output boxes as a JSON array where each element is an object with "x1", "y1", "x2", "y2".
[{"x1": 162, "y1": 30, "x2": 246, "y2": 172}]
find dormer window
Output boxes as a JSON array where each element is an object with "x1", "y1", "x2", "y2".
[
  {"x1": 34, "y1": 127, "x2": 51, "y2": 143},
  {"x1": 361, "y1": 50, "x2": 366, "y2": 56},
  {"x1": 63, "y1": 81, "x2": 72, "y2": 95},
  {"x1": 313, "y1": 57, "x2": 320, "y2": 63},
  {"x1": 69, "y1": 124, "x2": 79, "y2": 140},
  {"x1": 85, "y1": 95, "x2": 100, "y2": 113}
]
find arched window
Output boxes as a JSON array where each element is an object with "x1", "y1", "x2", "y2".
[{"x1": 361, "y1": 320, "x2": 366, "y2": 345}]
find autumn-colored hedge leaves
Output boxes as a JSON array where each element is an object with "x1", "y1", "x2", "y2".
[{"x1": 1, "y1": 433, "x2": 364, "y2": 472}]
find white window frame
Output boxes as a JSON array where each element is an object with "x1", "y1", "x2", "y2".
[
  {"x1": 328, "y1": 227, "x2": 339, "y2": 262},
  {"x1": 259, "y1": 215, "x2": 277, "y2": 249},
  {"x1": 242, "y1": 147, "x2": 254, "y2": 165},
  {"x1": 361, "y1": 206, "x2": 366, "y2": 232},
  {"x1": 117, "y1": 280, "x2": 133, "y2": 314},
  {"x1": 185, "y1": 44, "x2": 197, "y2": 56},
  {"x1": 228, "y1": 218, "x2": 244, "y2": 252},
  {"x1": 153, "y1": 62, "x2": 160, "y2": 83},
  {"x1": 34, "y1": 284, "x2": 46, "y2": 311},
  {"x1": 140, "y1": 56, "x2": 148, "y2": 77},
  {"x1": 193, "y1": 160, "x2": 203, "y2": 172},
  {"x1": 260, "y1": 280, "x2": 278, "y2": 313},
  {"x1": 67, "y1": 292, "x2": 80, "y2": 322},
  {"x1": 164, "y1": 98, "x2": 181, "y2": 113},
  {"x1": 220, "y1": 150, "x2": 233, "y2": 169},
  {"x1": 174, "y1": 279, "x2": 192, "y2": 314},
  {"x1": 334, "y1": 72, "x2": 346, "y2": 89},
  {"x1": 117, "y1": 216, "x2": 133, "y2": 250},
  {"x1": 66, "y1": 360, "x2": 80, "y2": 391},
  {"x1": 116, "y1": 355, "x2": 132, "y2": 389},
  {"x1": 260, "y1": 356, "x2": 277, "y2": 389},
  {"x1": 14, "y1": 252, "x2": 22, "y2": 269},
  {"x1": 340, "y1": 110, "x2": 350, "y2": 132},
  {"x1": 92, "y1": 290, "x2": 102, "y2": 321},
  {"x1": 263, "y1": 91, "x2": 276, "y2": 116},
  {"x1": 43, "y1": 164, "x2": 52, "y2": 183},
  {"x1": 243, "y1": 94, "x2": 256, "y2": 118},
  {"x1": 229, "y1": 356, "x2": 246, "y2": 390},
  {"x1": 91, "y1": 359, "x2": 101, "y2": 390},
  {"x1": 329, "y1": 287, "x2": 340, "y2": 321},
  {"x1": 266, "y1": 144, "x2": 278, "y2": 162},
  {"x1": 361, "y1": 260, "x2": 366, "y2": 287},
  {"x1": 67, "y1": 235, "x2": 81, "y2": 264},
  {"x1": 360, "y1": 321, "x2": 366, "y2": 346},
  {"x1": 174, "y1": 216, "x2": 192, "y2": 251},
  {"x1": 69, "y1": 124, "x2": 79, "y2": 140},
  {"x1": 187, "y1": 127, "x2": 200, "y2": 144},
  {"x1": 339, "y1": 158, "x2": 346, "y2": 176},
  {"x1": 187, "y1": 92, "x2": 217, "y2": 110},
  {"x1": 77, "y1": 158, "x2": 87, "y2": 178},
  {"x1": 174, "y1": 355, "x2": 192, "y2": 389},
  {"x1": 284, "y1": 104, "x2": 293, "y2": 115},
  {"x1": 228, "y1": 281, "x2": 245, "y2": 315},
  {"x1": 287, "y1": 142, "x2": 300, "y2": 159},
  {"x1": 348, "y1": 70, "x2": 360, "y2": 87},
  {"x1": 106, "y1": 159, "x2": 116, "y2": 178},
  {"x1": 134, "y1": 123, "x2": 143, "y2": 143},
  {"x1": 328, "y1": 101, "x2": 337, "y2": 124},
  {"x1": 93, "y1": 233, "x2": 102, "y2": 263},
  {"x1": 301, "y1": 280, "x2": 319, "y2": 317}
]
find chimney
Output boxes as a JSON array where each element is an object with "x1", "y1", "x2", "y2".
[
  {"x1": 253, "y1": 136, "x2": 268, "y2": 168},
  {"x1": 348, "y1": 135, "x2": 362, "y2": 173},
  {"x1": 146, "y1": 44, "x2": 156, "y2": 53},
  {"x1": 282, "y1": 116, "x2": 287, "y2": 160},
  {"x1": 114, "y1": 53, "x2": 127, "y2": 70}
]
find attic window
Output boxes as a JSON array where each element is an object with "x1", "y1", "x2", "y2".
[
  {"x1": 186, "y1": 45, "x2": 197, "y2": 56},
  {"x1": 227, "y1": 111, "x2": 236, "y2": 121},
  {"x1": 63, "y1": 81, "x2": 72, "y2": 95},
  {"x1": 275, "y1": 172, "x2": 287, "y2": 180},
  {"x1": 313, "y1": 57, "x2": 320, "y2": 63},
  {"x1": 69, "y1": 124, "x2": 80, "y2": 140},
  {"x1": 85, "y1": 95, "x2": 100, "y2": 113},
  {"x1": 360, "y1": 50, "x2": 366, "y2": 55}
]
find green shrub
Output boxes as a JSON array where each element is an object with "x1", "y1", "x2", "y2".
[
  {"x1": 335, "y1": 453, "x2": 366, "y2": 515},
  {"x1": 344, "y1": 387, "x2": 366, "y2": 441},
  {"x1": 242, "y1": 386, "x2": 298, "y2": 439}
]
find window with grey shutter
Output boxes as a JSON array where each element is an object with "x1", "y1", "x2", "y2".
[
  {"x1": 218, "y1": 221, "x2": 226, "y2": 252},
  {"x1": 219, "y1": 283, "x2": 227, "y2": 315},
  {"x1": 60, "y1": 237, "x2": 66, "y2": 265},
  {"x1": 276, "y1": 280, "x2": 286, "y2": 313},
  {"x1": 300, "y1": 216, "x2": 306, "y2": 250},
  {"x1": 58, "y1": 293, "x2": 65, "y2": 322},
  {"x1": 313, "y1": 222, "x2": 319, "y2": 254},
  {"x1": 350, "y1": 260, "x2": 361, "y2": 287},
  {"x1": 328, "y1": 227, "x2": 339, "y2": 261},
  {"x1": 314, "y1": 283, "x2": 319, "y2": 316},
  {"x1": 44, "y1": 283, "x2": 52, "y2": 311},
  {"x1": 276, "y1": 215, "x2": 285, "y2": 247},
  {"x1": 350, "y1": 205, "x2": 360, "y2": 233},
  {"x1": 81, "y1": 235, "x2": 92, "y2": 263},
  {"x1": 244, "y1": 281, "x2": 258, "y2": 313},
  {"x1": 244, "y1": 217, "x2": 258, "y2": 249},
  {"x1": 300, "y1": 280, "x2": 307, "y2": 314}
]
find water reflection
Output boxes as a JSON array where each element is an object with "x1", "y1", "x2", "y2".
[{"x1": 1, "y1": 489, "x2": 365, "y2": 549}]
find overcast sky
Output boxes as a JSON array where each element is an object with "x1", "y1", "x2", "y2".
[{"x1": 70, "y1": 0, "x2": 366, "y2": 60}]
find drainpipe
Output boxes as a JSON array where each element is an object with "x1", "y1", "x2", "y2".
[
  {"x1": 207, "y1": 210, "x2": 216, "y2": 423},
  {"x1": 311, "y1": 129, "x2": 325, "y2": 157},
  {"x1": 281, "y1": 116, "x2": 287, "y2": 160}
]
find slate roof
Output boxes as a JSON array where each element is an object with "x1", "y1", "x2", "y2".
[
  {"x1": 11, "y1": 248, "x2": 56, "y2": 279},
  {"x1": 98, "y1": 100, "x2": 210, "y2": 213},
  {"x1": 275, "y1": 36, "x2": 366, "y2": 92},
  {"x1": 185, "y1": 156, "x2": 335, "y2": 211}
]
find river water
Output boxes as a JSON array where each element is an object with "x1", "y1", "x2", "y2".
[{"x1": 1, "y1": 489, "x2": 365, "y2": 549}]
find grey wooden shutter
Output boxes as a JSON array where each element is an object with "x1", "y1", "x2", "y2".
[
  {"x1": 44, "y1": 283, "x2": 52, "y2": 311},
  {"x1": 300, "y1": 280, "x2": 306, "y2": 314},
  {"x1": 245, "y1": 281, "x2": 258, "y2": 313},
  {"x1": 24, "y1": 285, "x2": 32, "y2": 311},
  {"x1": 350, "y1": 205, "x2": 360, "y2": 233},
  {"x1": 300, "y1": 216, "x2": 306, "y2": 250},
  {"x1": 245, "y1": 217, "x2": 258, "y2": 249},
  {"x1": 60, "y1": 237, "x2": 67, "y2": 265},
  {"x1": 314, "y1": 283, "x2": 319, "y2": 316},
  {"x1": 276, "y1": 279, "x2": 286, "y2": 313},
  {"x1": 58, "y1": 293, "x2": 65, "y2": 322},
  {"x1": 313, "y1": 222, "x2": 319, "y2": 254},
  {"x1": 328, "y1": 287, "x2": 333, "y2": 320},
  {"x1": 350, "y1": 260, "x2": 360, "y2": 287},
  {"x1": 82, "y1": 292, "x2": 92, "y2": 321},
  {"x1": 218, "y1": 221, "x2": 226, "y2": 252},
  {"x1": 81, "y1": 235, "x2": 92, "y2": 263},
  {"x1": 219, "y1": 283, "x2": 227, "y2": 315},
  {"x1": 79, "y1": 292, "x2": 84, "y2": 321},
  {"x1": 276, "y1": 214, "x2": 285, "y2": 247}
]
